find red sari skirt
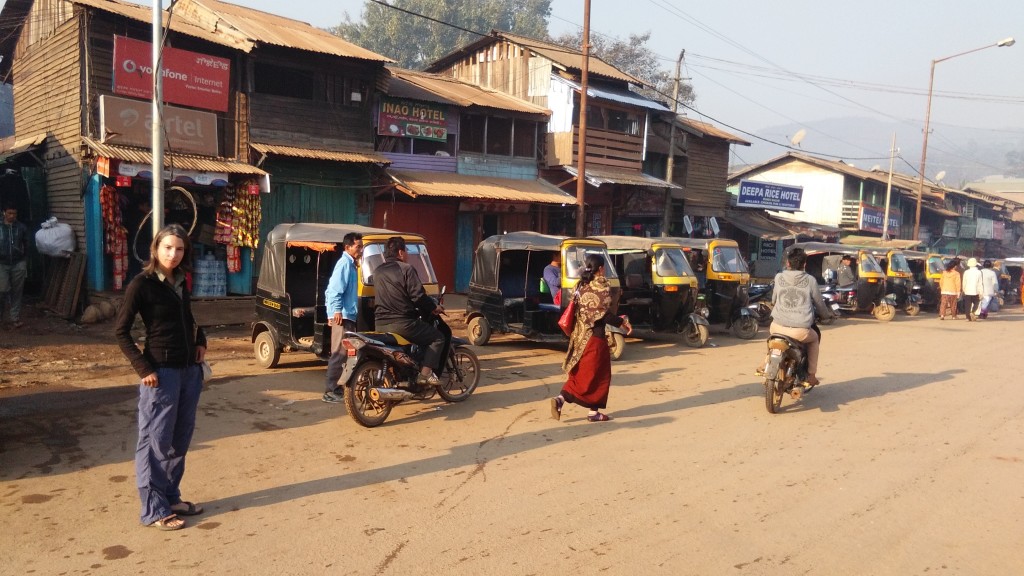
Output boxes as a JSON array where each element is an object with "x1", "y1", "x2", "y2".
[{"x1": 561, "y1": 335, "x2": 611, "y2": 410}]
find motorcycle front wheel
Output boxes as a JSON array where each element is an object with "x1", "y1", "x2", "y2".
[
  {"x1": 682, "y1": 322, "x2": 709, "y2": 348},
  {"x1": 437, "y1": 347, "x2": 480, "y2": 402},
  {"x1": 732, "y1": 316, "x2": 759, "y2": 339},
  {"x1": 344, "y1": 360, "x2": 393, "y2": 428}
]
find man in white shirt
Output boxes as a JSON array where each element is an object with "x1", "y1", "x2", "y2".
[
  {"x1": 961, "y1": 258, "x2": 984, "y2": 322},
  {"x1": 978, "y1": 260, "x2": 1000, "y2": 319}
]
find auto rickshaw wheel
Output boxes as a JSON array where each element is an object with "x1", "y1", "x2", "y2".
[
  {"x1": 253, "y1": 331, "x2": 280, "y2": 369},
  {"x1": 905, "y1": 303, "x2": 921, "y2": 316},
  {"x1": 343, "y1": 360, "x2": 392, "y2": 428},
  {"x1": 732, "y1": 316, "x2": 759, "y2": 339},
  {"x1": 607, "y1": 332, "x2": 625, "y2": 361},
  {"x1": 873, "y1": 303, "x2": 897, "y2": 322},
  {"x1": 437, "y1": 347, "x2": 480, "y2": 402},
  {"x1": 467, "y1": 316, "x2": 491, "y2": 346},
  {"x1": 682, "y1": 323, "x2": 709, "y2": 348}
]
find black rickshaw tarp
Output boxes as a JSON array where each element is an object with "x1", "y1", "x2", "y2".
[
  {"x1": 257, "y1": 223, "x2": 396, "y2": 297},
  {"x1": 839, "y1": 235, "x2": 922, "y2": 249}
]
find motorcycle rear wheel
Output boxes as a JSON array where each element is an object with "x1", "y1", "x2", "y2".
[
  {"x1": 344, "y1": 360, "x2": 393, "y2": 428},
  {"x1": 437, "y1": 347, "x2": 480, "y2": 402},
  {"x1": 765, "y1": 377, "x2": 784, "y2": 414},
  {"x1": 905, "y1": 303, "x2": 921, "y2": 316}
]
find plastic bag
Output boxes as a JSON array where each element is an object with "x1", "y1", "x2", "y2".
[{"x1": 35, "y1": 217, "x2": 76, "y2": 257}]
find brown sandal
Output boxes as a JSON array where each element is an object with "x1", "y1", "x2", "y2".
[
  {"x1": 147, "y1": 514, "x2": 185, "y2": 531},
  {"x1": 170, "y1": 501, "x2": 203, "y2": 516}
]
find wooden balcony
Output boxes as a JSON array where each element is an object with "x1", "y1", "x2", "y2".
[{"x1": 544, "y1": 126, "x2": 643, "y2": 171}]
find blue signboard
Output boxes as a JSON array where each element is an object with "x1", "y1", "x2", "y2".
[
  {"x1": 737, "y1": 180, "x2": 803, "y2": 211},
  {"x1": 859, "y1": 204, "x2": 901, "y2": 234}
]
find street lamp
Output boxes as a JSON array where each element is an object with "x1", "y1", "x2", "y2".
[{"x1": 912, "y1": 37, "x2": 1015, "y2": 241}]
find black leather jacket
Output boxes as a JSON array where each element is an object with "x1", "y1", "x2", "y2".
[{"x1": 0, "y1": 219, "x2": 28, "y2": 264}]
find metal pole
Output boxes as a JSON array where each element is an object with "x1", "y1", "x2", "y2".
[
  {"x1": 661, "y1": 50, "x2": 684, "y2": 237},
  {"x1": 912, "y1": 61, "x2": 935, "y2": 243},
  {"x1": 574, "y1": 0, "x2": 591, "y2": 237},
  {"x1": 882, "y1": 132, "x2": 896, "y2": 241},
  {"x1": 151, "y1": 0, "x2": 164, "y2": 235}
]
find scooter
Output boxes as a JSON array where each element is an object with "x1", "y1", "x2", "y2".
[
  {"x1": 747, "y1": 282, "x2": 774, "y2": 327},
  {"x1": 338, "y1": 294, "x2": 481, "y2": 427},
  {"x1": 759, "y1": 334, "x2": 814, "y2": 414}
]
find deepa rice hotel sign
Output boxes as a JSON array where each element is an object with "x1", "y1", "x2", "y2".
[{"x1": 737, "y1": 180, "x2": 803, "y2": 211}]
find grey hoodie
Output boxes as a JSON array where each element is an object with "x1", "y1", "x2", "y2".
[{"x1": 771, "y1": 269, "x2": 831, "y2": 328}]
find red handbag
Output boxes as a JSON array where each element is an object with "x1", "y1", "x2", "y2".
[{"x1": 557, "y1": 291, "x2": 578, "y2": 336}]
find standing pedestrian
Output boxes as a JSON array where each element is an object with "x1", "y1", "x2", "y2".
[
  {"x1": 550, "y1": 253, "x2": 631, "y2": 422},
  {"x1": 0, "y1": 203, "x2": 29, "y2": 329},
  {"x1": 322, "y1": 232, "x2": 363, "y2": 403},
  {"x1": 978, "y1": 259, "x2": 999, "y2": 319},
  {"x1": 938, "y1": 259, "x2": 962, "y2": 320},
  {"x1": 961, "y1": 258, "x2": 983, "y2": 322},
  {"x1": 114, "y1": 224, "x2": 207, "y2": 531}
]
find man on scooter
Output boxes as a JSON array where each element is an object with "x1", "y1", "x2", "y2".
[
  {"x1": 373, "y1": 237, "x2": 446, "y2": 386},
  {"x1": 768, "y1": 248, "x2": 835, "y2": 386}
]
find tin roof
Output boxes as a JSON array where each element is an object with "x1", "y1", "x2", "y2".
[
  {"x1": 388, "y1": 170, "x2": 577, "y2": 205},
  {"x1": 676, "y1": 116, "x2": 751, "y2": 146},
  {"x1": 387, "y1": 68, "x2": 549, "y2": 116},
  {"x1": 175, "y1": 0, "x2": 392, "y2": 61},
  {"x1": 561, "y1": 165, "x2": 681, "y2": 189},
  {"x1": 554, "y1": 77, "x2": 669, "y2": 113},
  {"x1": 68, "y1": 0, "x2": 240, "y2": 50},
  {"x1": 251, "y1": 142, "x2": 390, "y2": 165},
  {"x1": 83, "y1": 137, "x2": 267, "y2": 175}
]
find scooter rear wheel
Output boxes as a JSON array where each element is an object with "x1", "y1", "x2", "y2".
[
  {"x1": 732, "y1": 316, "x2": 759, "y2": 339},
  {"x1": 905, "y1": 303, "x2": 921, "y2": 316},
  {"x1": 344, "y1": 360, "x2": 393, "y2": 428},
  {"x1": 682, "y1": 323, "x2": 709, "y2": 348},
  {"x1": 437, "y1": 347, "x2": 480, "y2": 402}
]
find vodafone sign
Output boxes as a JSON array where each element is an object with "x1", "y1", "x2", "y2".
[{"x1": 113, "y1": 36, "x2": 230, "y2": 112}]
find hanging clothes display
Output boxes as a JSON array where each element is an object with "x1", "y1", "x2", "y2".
[
  {"x1": 214, "y1": 180, "x2": 262, "y2": 273},
  {"x1": 100, "y1": 184, "x2": 129, "y2": 290}
]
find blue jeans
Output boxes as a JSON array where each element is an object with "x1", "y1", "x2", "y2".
[
  {"x1": 0, "y1": 259, "x2": 26, "y2": 322},
  {"x1": 136, "y1": 364, "x2": 203, "y2": 524}
]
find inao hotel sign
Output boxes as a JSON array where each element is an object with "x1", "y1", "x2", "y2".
[
  {"x1": 737, "y1": 180, "x2": 803, "y2": 211},
  {"x1": 100, "y1": 95, "x2": 219, "y2": 157},
  {"x1": 113, "y1": 36, "x2": 230, "y2": 112}
]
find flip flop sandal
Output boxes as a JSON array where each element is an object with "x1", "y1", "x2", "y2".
[
  {"x1": 147, "y1": 514, "x2": 185, "y2": 531},
  {"x1": 587, "y1": 412, "x2": 612, "y2": 422},
  {"x1": 171, "y1": 501, "x2": 204, "y2": 516}
]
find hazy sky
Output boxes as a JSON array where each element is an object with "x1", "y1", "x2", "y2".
[{"x1": 151, "y1": 0, "x2": 1024, "y2": 166}]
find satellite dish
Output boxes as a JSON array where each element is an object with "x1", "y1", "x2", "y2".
[
  {"x1": 870, "y1": 164, "x2": 881, "y2": 172},
  {"x1": 935, "y1": 170, "x2": 946, "y2": 182},
  {"x1": 709, "y1": 217, "x2": 720, "y2": 237},
  {"x1": 790, "y1": 129, "x2": 806, "y2": 148},
  {"x1": 683, "y1": 215, "x2": 693, "y2": 235}
]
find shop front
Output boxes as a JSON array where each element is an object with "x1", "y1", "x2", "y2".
[{"x1": 83, "y1": 138, "x2": 269, "y2": 297}]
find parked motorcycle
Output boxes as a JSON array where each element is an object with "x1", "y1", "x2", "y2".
[
  {"x1": 338, "y1": 295, "x2": 480, "y2": 427},
  {"x1": 760, "y1": 334, "x2": 814, "y2": 414}
]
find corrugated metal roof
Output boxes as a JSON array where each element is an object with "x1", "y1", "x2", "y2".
[
  {"x1": 497, "y1": 32, "x2": 642, "y2": 86},
  {"x1": 676, "y1": 116, "x2": 751, "y2": 146},
  {"x1": 83, "y1": 137, "x2": 267, "y2": 175},
  {"x1": 69, "y1": 0, "x2": 242, "y2": 50},
  {"x1": 555, "y1": 77, "x2": 669, "y2": 113},
  {"x1": 387, "y1": 68, "x2": 549, "y2": 116},
  {"x1": 176, "y1": 0, "x2": 392, "y2": 61},
  {"x1": 251, "y1": 142, "x2": 390, "y2": 164},
  {"x1": 388, "y1": 170, "x2": 577, "y2": 205},
  {"x1": 561, "y1": 165, "x2": 681, "y2": 189}
]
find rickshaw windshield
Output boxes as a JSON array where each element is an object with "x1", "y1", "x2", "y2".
[
  {"x1": 889, "y1": 253, "x2": 911, "y2": 274},
  {"x1": 654, "y1": 248, "x2": 693, "y2": 277},
  {"x1": 859, "y1": 253, "x2": 883, "y2": 273},
  {"x1": 360, "y1": 242, "x2": 437, "y2": 285},
  {"x1": 564, "y1": 246, "x2": 618, "y2": 279},
  {"x1": 927, "y1": 258, "x2": 944, "y2": 275},
  {"x1": 711, "y1": 246, "x2": 748, "y2": 274}
]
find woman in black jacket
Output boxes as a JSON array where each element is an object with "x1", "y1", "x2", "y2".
[{"x1": 115, "y1": 224, "x2": 207, "y2": 531}]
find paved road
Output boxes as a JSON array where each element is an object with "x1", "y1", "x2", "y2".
[{"x1": 2, "y1": 308, "x2": 1023, "y2": 575}]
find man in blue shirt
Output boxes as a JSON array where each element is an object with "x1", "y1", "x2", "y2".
[
  {"x1": 322, "y1": 232, "x2": 362, "y2": 403},
  {"x1": 543, "y1": 252, "x2": 562, "y2": 305}
]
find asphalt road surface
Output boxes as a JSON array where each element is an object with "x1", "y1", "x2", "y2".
[{"x1": 2, "y1": 308, "x2": 1023, "y2": 575}]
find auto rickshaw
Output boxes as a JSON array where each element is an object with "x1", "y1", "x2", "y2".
[
  {"x1": 465, "y1": 232, "x2": 627, "y2": 359},
  {"x1": 251, "y1": 223, "x2": 438, "y2": 368},
  {"x1": 592, "y1": 235, "x2": 710, "y2": 348},
  {"x1": 672, "y1": 237, "x2": 758, "y2": 339},
  {"x1": 868, "y1": 247, "x2": 921, "y2": 316},
  {"x1": 1000, "y1": 258, "x2": 1023, "y2": 305},
  {"x1": 785, "y1": 242, "x2": 896, "y2": 321},
  {"x1": 903, "y1": 250, "x2": 944, "y2": 311}
]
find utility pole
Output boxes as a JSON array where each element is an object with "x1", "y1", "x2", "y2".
[
  {"x1": 881, "y1": 132, "x2": 896, "y2": 242},
  {"x1": 151, "y1": 0, "x2": 164, "y2": 234},
  {"x1": 574, "y1": 0, "x2": 591, "y2": 237},
  {"x1": 661, "y1": 50, "x2": 684, "y2": 237}
]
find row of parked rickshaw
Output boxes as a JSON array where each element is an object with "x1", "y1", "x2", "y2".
[{"x1": 249, "y1": 223, "x2": 1024, "y2": 370}]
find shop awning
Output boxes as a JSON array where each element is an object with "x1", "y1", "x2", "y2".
[
  {"x1": 561, "y1": 165, "x2": 681, "y2": 189},
  {"x1": 921, "y1": 203, "x2": 960, "y2": 217},
  {"x1": 0, "y1": 133, "x2": 46, "y2": 164},
  {"x1": 725, "y1": 209, "x2": 794, "y2": 240},
  {"x1": 766, "y1": 216, "x2": 842, "y2": 240},
  {"x1": 84, "y1": 137, "x2": 268, "y2": 176},
  {"x1": 387, "y1": 170, "x2": 577, "y2": 204},
  {"x1": 839, "y1": 235, "x2": 922, "y2": 249},
  {"x1": 251, "y1": 142, "x2": 390, "y2": 165}
]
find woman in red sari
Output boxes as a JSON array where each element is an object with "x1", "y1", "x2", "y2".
[{"x1": 550, "y1": 254, "x2": 631, "y2": 422}]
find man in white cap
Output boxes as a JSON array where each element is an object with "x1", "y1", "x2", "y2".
[{"x1": 961, "y1": 257, "x2": 983, "y2": 321}]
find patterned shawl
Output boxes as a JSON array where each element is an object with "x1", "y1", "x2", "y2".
[{"x1": 561, "y1": 275, "x2": 611, "y2": 373}]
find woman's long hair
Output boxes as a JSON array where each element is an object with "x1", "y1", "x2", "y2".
[
  {"x1": 579, "y1": 253, "x2": 605, "y2": 287},
  {"x1": 143, "y1": 224, "x2": 193, "y2": 275}
]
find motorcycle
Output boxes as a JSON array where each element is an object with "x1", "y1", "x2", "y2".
[
  {"x1": 338, "y1": 294, "x2": 481, "y2": 428},
  {"x1": 760, "y1": 334, "x2": 814, "y2": 414}
]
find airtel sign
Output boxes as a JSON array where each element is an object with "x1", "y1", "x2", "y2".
[{"x1": 113, "y1": 36, "x2": 230, "y2": 112}]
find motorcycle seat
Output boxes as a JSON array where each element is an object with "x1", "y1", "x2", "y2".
[
  {"x1": 362, "y1": 332, "x2": 412, "y2": 346},
  {"x1": 766, "y1": 334, "x2": 804, "y2": 350}
]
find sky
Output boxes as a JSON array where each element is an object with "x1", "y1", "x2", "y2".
[{"x1": 144, "y1": 0, "x2": 1024, "y2": 173}]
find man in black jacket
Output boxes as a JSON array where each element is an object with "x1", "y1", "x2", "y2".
[
  {"x1": 0, "y1": 204, "x2": 29, "y2": 328},
  {"x1": 374, "y1": 237, "x2": 445, "y2": 385}
]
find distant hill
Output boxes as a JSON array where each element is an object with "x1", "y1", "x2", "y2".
[{"x1": 733, "y1": 117, "x2": 1024, "y2": 186}]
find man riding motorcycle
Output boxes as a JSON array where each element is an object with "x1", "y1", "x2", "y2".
[
  {"x1": 767, "y1": 247, "x2": 835, "y2": 386},
  {"x1": 373, "y1": 236, "x2": 446, "y2": 385}
]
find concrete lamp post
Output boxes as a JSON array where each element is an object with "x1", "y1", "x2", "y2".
[{"x1": 912, "y1": 37, "x2": 1015, "y2": 242}]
